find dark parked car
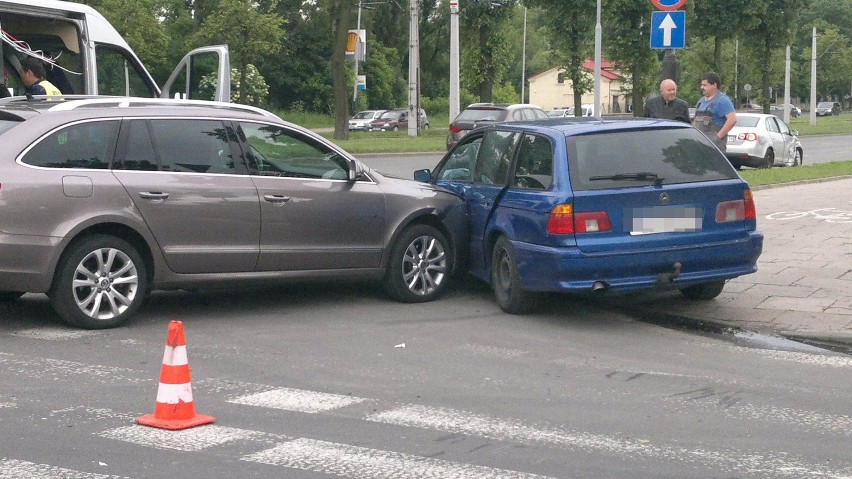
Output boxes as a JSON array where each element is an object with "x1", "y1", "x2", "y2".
[
  {"x1": 370, "y1": 108, "x2": 429, "y2": 131},
  {"x1": 417, "y1": 118, "x2": 763, "y2": 313},
  {"x1": 815, "y1": 101, "x2": 841, "y2": 116},
  {"x1": 0, "y1": 97, "x2": 466, "y2": 328},
  {"x1": 447, "y1": 103, "x2": 548, "y2": 150}
]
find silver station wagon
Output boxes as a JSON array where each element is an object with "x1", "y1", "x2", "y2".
[{"x1": 0, "y1": 97, "x2": 467, "y2": 329}]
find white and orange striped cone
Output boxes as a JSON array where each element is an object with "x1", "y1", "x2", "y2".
[{"x1": 136, "y1": 320, "x2": 215, "y2": 430}]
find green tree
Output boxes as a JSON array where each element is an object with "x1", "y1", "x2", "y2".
[
  {"x1": 603, "y1": 0, "x2": 658, "y2": 115},
  {"x1": 460, "y1": 0, "x2": 518, "y2": 102},
  {"x1": 191, "y1": 0, "x2": 285, "y2": 104},
  {"x1": 523, "y1": 0, "x2": 595, "y2": 115},
  {"x1": 690, "y1": 0, "x2": 764, "y2": 75}
]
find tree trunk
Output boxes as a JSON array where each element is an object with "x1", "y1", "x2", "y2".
[{"x1": 330, "y1": 0, "x2": 352, "y2": 140}]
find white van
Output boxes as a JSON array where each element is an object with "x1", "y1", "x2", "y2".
[{"x1": 1, "y1": 0, "x2": 229, "y2": 100}]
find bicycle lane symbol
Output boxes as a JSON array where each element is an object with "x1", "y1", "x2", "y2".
[{"x1": 764, "y1": 208, "x2": 852, "y2": 223}]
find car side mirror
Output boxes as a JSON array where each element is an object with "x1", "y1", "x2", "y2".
[
  {"x1": 414, "y1": 169, "x2": 432, "y2": 182},
  {"x1": 347, "y1": 158, "x2": 363, "y2": 181},
  {"x1": 789, "y1": 129, "x2": 798, "y2": 136}
]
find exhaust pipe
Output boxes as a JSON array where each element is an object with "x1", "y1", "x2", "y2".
[{"x1": 592, "y1": 281, "x2": 608, "y2": 294}]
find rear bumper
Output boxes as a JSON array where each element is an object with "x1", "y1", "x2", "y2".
[
  {"x1": 510, "y1": 232, "x2": 763, "y2": 293},
  {"x1": 0, "y1": 233, "x2": 61, "y2": 292}
]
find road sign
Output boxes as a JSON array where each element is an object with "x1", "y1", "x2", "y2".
[
  {"x1": 650, "y1": 10, "x2": 685, "y2": 49},
  {"x1": 650, "y1": 0, "x2": 688, "y2": 11}
]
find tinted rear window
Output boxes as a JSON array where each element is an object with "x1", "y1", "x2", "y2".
[
  {"x1": 0, "y1": 120, "x2": 21, "y2": 136},
  {"x1": 736, "y1": 117, "x2": 760, "y2": 127},
  {"x1": 566, "y1": 128, "x2": 738, "y2": 191},
  {"x1": 456, "y1": 108, "x2": 505, "y2": 122}
]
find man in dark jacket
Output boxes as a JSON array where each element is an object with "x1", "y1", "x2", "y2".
[{"x1": 643, "y1": 79, "x2": 690, "y2": 123}]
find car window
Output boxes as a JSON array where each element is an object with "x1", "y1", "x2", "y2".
[
  {"x1": 766, "y1": 117, "x2": 780, "y2": 133},
  {"x1": 119, "y1": 120, "x2": 159, "y2": 171},
  {"x1": 511, "y1": 134, "x2": 553, "y2": 190},
  {"x1": 436, "y1": 136, "x2": 482, "y2": 181},
  {"x1": 511, "y1": 110, "x2": 525, "y2": 121},
  {"x1": 777, "y1": 119, "x2": 790, "y2": 135},
  {"x1": 95, "y1": 44, "x2": 157, "y2": 97},
  {"x1": 21, "y1": 120, "x2": 118, "y2": 169},
  {"x1": 134, "y1": 119, "x2": 236, "y2": 174},
  {"x1": 475, "y1": 130, "x2": 518, "y2": 185},
  {"x1": 567, "y1": 127, "x2": 737, "y2": 191},
  {"x1": 736, "y1": 117, "x2": 760, "y2": 128},
  {"x1": 240, "y1": 122, "x2": 349, "y2": 180}
]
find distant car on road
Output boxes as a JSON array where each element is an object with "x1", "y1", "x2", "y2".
[
  {"x1": 447, "y1": 103, "x2": 547, "y2": 150},
  {"x1": 726, "y1": 113, "x2": 803, "y2": 169},
  {"x1": 815, "y1": 101, "x2": 841, "y2": 116},
  {"x1": 418, "y1": 117, "x2": 763, "y2": 313},
  {"x1": 348, "y1": 110, "x2": 386, "y2": 131},
  {"x1": 769, "y1": 104, "x2": 801, "y2": 117},
  {"x1": 370, "y1": 108, "x2": 429, "y2": 131}
]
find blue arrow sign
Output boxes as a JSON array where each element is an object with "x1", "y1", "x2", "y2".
[{"x1": 650, "y1": 10, "x2": 685, "y2": 49}]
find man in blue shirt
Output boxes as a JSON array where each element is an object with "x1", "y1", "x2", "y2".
[{"x1": 693, "y1": 72, "x2": 736, "y2": 152}]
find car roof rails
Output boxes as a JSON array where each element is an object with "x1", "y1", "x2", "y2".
[{"x1": 33, "y1": 96, "x2": 278, "y2": 118}]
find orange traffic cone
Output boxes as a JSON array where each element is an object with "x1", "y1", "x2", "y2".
[{"x1": 136, "y1": 320, "x2": 215, "y2": 430}]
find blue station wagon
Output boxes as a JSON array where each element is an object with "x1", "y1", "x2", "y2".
[{"x1": 416, "y1": 118, "x2": 764, "y2": 313}]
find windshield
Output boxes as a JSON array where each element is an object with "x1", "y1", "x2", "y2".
[
  {"x1": 381, "y1": 111, "x2": 403, "y2": 119},
  {"x1": 567, "y1": 127, "x2": 738, "y2": 191},
  {"x1": 817, "y1": 102, "x2": 833, "y2": 108},
  {"x1": 352, "y1": 111, "x2": 374, "y2": 119}
]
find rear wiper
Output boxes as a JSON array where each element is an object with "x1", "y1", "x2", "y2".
[{"x1": 589, "y1": 172, "x2": 664, "y2": 186}]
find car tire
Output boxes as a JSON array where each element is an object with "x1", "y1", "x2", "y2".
[
  {"x1": 384, "y1": 224, "x2": 451, "y2": 303},
  {"x1": 793, "y1": 148, "x2": 802, "y2": 166},
  {"x1": 50, "y1": 235, "x2": 148, "y2": 329},
  {"x1": 392, "y1": 126, "x2": 399, "y2": 132},
  {"x1": 491, "y1": 236, "x2": 536, "y2": 314},
  {"x1": 680, "y1": 281, "x2": 725, "y2": 300},
  {"x1": 423, "y1": 123, "x2": 430, "y2": 130},
  {"x1": 0, "y1": 291, "x2": 25, "y2": 302},
  {"x1": 760, "y1": 148, "x2": 774, "y2": 169}
]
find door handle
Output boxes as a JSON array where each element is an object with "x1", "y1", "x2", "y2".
[
  {"x1": 263, "y1": 194, "x2": 291, "y2": 204},
  {"x1": 139, "y1": 192, "x2": 170, "y2": 201}
]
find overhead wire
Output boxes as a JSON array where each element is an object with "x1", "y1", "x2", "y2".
[{"x1": 1, "y1": 28, "x2": 82, "y2": 76}]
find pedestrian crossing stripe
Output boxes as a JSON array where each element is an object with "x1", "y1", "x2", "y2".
[{"x1": 0, "y1": 458, "x2": 130, "y2": 479}]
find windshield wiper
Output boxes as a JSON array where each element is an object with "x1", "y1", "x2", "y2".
[{"x1": 589, "y1": 172, "x2": 664, "y2": 186}]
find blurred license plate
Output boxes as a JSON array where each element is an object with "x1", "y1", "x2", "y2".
[{"x1": 628, "y1": 207, "x2": 703, "y2": 235}]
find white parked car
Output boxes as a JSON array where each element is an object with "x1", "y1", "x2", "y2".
[
  {"x1": 725, "y1": 113, "x2": 803, "y2": 169},
  {"x1": 348, "y1": 110, "x2": 386, "y2": 131}
]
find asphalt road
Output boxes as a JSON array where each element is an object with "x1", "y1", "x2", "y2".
[
  {"x1": 357, "y1": 134, "x2": 851, "y2": 179},
  {"x1": 1, "y1": 282, "x2": 850, "y2": 478}
]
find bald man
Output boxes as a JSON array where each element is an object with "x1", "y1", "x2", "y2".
[{"x1": 643, "y1": 79, "x2": 690, "y2": 123}]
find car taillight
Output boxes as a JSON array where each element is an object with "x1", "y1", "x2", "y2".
[
  {"x1": 715, "y1": 189, "x2": 756, "y2": 223},
  {"x1": 449, "y1": 125, "x2": 462, "y2": 134},
  {"x1": 547, "y1": 204, "x2": 612, "y2": 234},
  {"x1": 736, "y1": 132, "x2": 758, "y2": 141}
]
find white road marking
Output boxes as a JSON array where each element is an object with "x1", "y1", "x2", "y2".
[
  {"x1": 0, "y1": 353, "x2": 146, "y2": 384},
  {"x1": 0, "y1": 458, "x2": 129, "y2": 479},
  {"x1": 242, "y1": 438, "x2": 554, "y2": 479},
  {"x1": 10, "y1": 328, "x2": 98, "y2": 341},
  {"x1": 98, "y1": 425, "x2": 275, "y2": 452},
  {"x1": 367, "y1": 404, "x2": 852, "y2": 478},
  {"x1": 229, "y1": 387, "x2": 367, "y2": 413}
]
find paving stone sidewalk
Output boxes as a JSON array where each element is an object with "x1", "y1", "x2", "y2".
[{"x1": 625, "y1": 177, "x2": 852, "y2": 348}]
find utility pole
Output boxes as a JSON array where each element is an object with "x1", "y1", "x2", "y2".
[
  {"x1": 810, "y1": 27, "x2": 817, "y2": 126},
  {"x1": 520, "y1": 7, "x2": 527, "y2": 103},
  {"x1": 783, "y1": 45, "x2": 791, "y2": 123},
  {"x1": 593, "y1": 0, "x2": 601, "y2": 117},
  {"x1": 352, "y1": 0, "x2": 363, "y2": 103},
  {"x1": 408, "y1": 0, "x2": 420, "y2": 137},
  {"x1": 449, "y1": 0, "x2": 460, "y2": 122}
]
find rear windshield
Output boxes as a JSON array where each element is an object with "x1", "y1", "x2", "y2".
[
  {"x1": 735, "y1": 117, "x2": 760, "y2": 127},
  {"x1": 457, "y1": 108, "x2": 504, "y2": 122},
  {"x1": 566, "y1": 127, "x2": 738, "y2": 191}
]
